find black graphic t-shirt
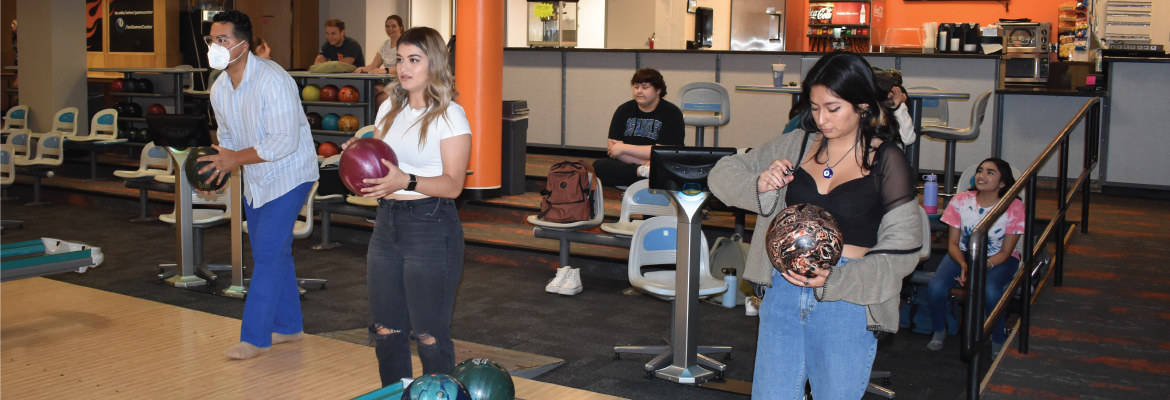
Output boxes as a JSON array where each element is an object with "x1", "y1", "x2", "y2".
[
  {"x1": 320, "y1": 36, "x2": 366, "y2": 66},
  {"x1": 606, "y1": 99, "x2": 685, "y2": 147}
]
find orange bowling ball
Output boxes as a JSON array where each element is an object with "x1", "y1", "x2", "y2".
[
  {"x1": 320, "y1": 84, "x2": 339, "y2": 102},
  {"x1": 338, "y1": 85, "x2": 360, "y2": 103},
  {"x1": 337, "y1": 114, "x2": 360, "y2": 132},
  {"x1": 318, "y1": 141, "x2": 340, "y2": 157}
]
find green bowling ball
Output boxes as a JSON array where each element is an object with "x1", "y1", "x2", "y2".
[{"x1": 449, "y1": 358, "x2": 515, "y2": 400}]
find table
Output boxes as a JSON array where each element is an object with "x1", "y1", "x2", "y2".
[
  {"x1": 735, "y1": 85, "x2": 970, "y2": 173},
  {"x1": 88, "y1": 67, "x2": 209, "y2": 117}
]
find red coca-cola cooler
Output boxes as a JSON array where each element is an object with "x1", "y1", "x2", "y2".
[{"x1": 807, "y1": 0, "x2": 885, "y2": 52}]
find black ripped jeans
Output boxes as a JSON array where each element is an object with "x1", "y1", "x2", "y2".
[{"x1": 366, "y1": 197, "x2": 464, "y2": 386}]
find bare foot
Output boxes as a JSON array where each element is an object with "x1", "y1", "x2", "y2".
[
  {"x1": 224, "y1": 342, "x2": 271, "y2": 360},
  {"x1": 272, "y1": 331, "x2": 304, "y2": 345}
]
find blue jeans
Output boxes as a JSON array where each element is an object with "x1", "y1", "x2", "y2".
[
  {"x1": 926, "y1": 251, "x2": 1020, "y2": 343},
  {"x1": 240, "y1": 181, "x2": 314, "y2": 348},
  {"x1": 367, "y1": 197, "x2": 464, "y2": 386},
  {"x1": 753, "y1": 257, "x2": 877, "y2": 400}
]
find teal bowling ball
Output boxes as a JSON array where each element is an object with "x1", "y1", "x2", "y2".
[
  {"x1": 449, "y1": 358, "x2": 515, "y2": 400},
  {"x1": 402, "y1": 373, "x2": 472, "y2": 400},
  {"x1": 321, "y1": 113, "x2": 340, "y2": 131},
  {"x1": 184, "y1": 146, "x2": 229, "y2": 191}
]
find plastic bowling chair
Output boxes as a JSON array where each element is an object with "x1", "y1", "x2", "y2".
[
  {"x1": 1, "y1": 105, "x2": 29, "y2": 135},
  {"x1": 4, "y1": 129, "x2": 31, "y2": 159},
  {"x1": 355, "y1": 125, "x2": 376, "y2": 139},
  {"x1": 14, "y1": 132, "x2": 63, "y2": 206},
  {"x1": 600, "y1": 179, "x2": 675, "y2": 237},
  {"x1": 30, "y1": 107, "x2": 79, "y2": 140},
  {"x1": 70, "y1": 108, "x2": 123, "y2": 143},
  {"x1": 678, "y1": 82, "x2": 731, "y2": 147},
  {"x1": 920, "y1": 90, "x2": 993, "y2": 194},
  {"x1": 527, "y1": 175, "x2": 605, "y2": 271},
  {"x1": 614, "y1": 216, "x2": 731, "y2": 369},
  {"x1": 0, "y1": 144, "x2": 20, "y2": 231},
  {"x1": 115, "y1": 143, "x2": 175, "y2": 221}
]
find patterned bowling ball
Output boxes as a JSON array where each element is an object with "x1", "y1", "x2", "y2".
[
  {"x1": 337, "y1": 114, "x2": 360, "y2": 132},
  {"x1": 301, "y1": 84, "x2": 321, "y2": 101},
  {"x1": 319, "y1": 84, "x2": 339, "y2": 102},
  {"x1": 184, "y1": 146, "x2": 230, "y2": 191},
  {"x1": 338, "y1": 85, "x2": 360, "y2": 103},
  {"x1": 401, "y1": 373, "x2": 472, "y2": 400},
  {"x1": 765, "y1": 204, "x2": 843, "y2": 278},
  {"x1": 321, "y1": 113, "x2": 340, "y2": 131},
  {"x1": 306, "y1": 112, "x2": 323, "y2": 129}
]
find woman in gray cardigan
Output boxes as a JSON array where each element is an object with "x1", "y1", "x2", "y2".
[{"x1": 709, "y1": 52, "x2": 922, "y2": 399}]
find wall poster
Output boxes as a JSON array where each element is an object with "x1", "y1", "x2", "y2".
[
  {"x1": 109, "y1": 0, "x2": 154, "y2": 52},
  {"x1": 86, "y1": 0, "x2": 104, "y2": 52}
]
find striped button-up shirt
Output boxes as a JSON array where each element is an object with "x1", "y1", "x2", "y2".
[{"x1": 210, "y1": 55, "x2": 318, "y2": 208}]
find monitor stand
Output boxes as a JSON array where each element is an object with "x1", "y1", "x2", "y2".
[{"x1": 651, "y1": 188, "x2": 732, "y2": 385}]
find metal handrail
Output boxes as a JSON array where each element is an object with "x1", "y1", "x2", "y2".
[{"x1": 962, "y1": 96, "x2": 1102, "y2": 399}]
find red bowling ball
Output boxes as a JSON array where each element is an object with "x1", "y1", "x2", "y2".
[
  {"x1": 320, "y1": 84, "x2": 340, "y2": 102},
  {"x1": 110, "y1": 78, "x2": 126, "y2": 93},
  {"x1": 338, "y1": 85, "x2": 360, "y2": 103},
  {"x1": 317, "y1": 141, "x2": 340, "y2": 157},
  {"x1": 339, "y1": 138, "x2": 398, "y2": 195},
  {"x1": 147, "y1": 104, "x2": 167, "y2": 115}
]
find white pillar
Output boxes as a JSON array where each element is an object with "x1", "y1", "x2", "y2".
[{"x1": 18, "y1": 0, "x2": 87, "y2": 134}]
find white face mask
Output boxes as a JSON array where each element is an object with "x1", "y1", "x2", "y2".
[{"x1": 208, "y1": 41, "x2": 245, "y2": 70}]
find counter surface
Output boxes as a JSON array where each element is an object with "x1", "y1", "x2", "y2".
[
  {"x1": 996, "y1": 87, "x2": 1104, "y2": 97},
  {"x1": 504, "y1": 47, "x2": 1001, "y2": 59}
]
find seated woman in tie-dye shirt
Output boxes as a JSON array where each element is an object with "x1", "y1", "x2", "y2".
[{"x1": 926, "y1": 157, "x2": 1026, "y2": 355}]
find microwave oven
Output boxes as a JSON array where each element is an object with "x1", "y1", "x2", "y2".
[
  {"x1": 1001, "y1": 53, "x2": 1050, "y2": 84},
  {"x1": 1000, "y1": 22, "x2": 1052, "y2": 54}
]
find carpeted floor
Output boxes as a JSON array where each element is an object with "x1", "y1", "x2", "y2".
[{"x1": 1, "y1": 186, "x2": 980, "y2": 400}]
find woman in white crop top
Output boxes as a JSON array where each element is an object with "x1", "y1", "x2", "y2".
[{"x1": 341, "y1": 26, "x2": 471, "y2": 386}]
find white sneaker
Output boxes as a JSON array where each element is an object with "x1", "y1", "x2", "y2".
[
  {"x1": 637, "y1": 164, "x2": 650, "y2": 178},
  {"x1": 745, "y1": 296, "x2": 761, "y2": 316},
  {"x1": 545, "y1": 266, "x2": 571, "y2": 293},
  {"x1": 558, "y1": 268, "x2": 583, "y2": 295}
]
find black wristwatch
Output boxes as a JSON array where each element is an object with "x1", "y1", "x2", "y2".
[{"x1": 406, "y1": 174, "x2": 418, "y2": 191}]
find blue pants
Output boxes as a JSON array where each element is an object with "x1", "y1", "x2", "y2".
[
  {"x1": 926, "y1": 251, "x2": 1020, "y2": 343},
  {"x1": 367, "y1": 197, "x2": 464, "y2": 386},
  {"x1": 239, "y1": 181, "x2": 314, "y2": 348},
  {"x1": 753, "y1": 258, "x2": 878, "y2": 400}
]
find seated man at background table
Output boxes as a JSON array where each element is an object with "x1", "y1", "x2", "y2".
[
  {"x1": 313, "y1": 19, "x2": 364, "y2": 67},
  {"x1": 592, "y1": 68, "x2": 684, "y2": 187}
]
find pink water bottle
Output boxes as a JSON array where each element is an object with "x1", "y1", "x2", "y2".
[{"x1": 923, "y1": 174, "x2": 939, "y2": 214}]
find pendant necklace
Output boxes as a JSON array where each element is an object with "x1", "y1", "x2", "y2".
[{"x1": 822, "y1": 140, "x2": 860, "y2": 179}]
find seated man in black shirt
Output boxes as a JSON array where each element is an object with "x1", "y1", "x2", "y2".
[
  {"x1": 314, "y1": 18, "x2": 364, "y2": 66},
  {"x1": 592, "y1": 68, "x2": 685, "y2": 187}
]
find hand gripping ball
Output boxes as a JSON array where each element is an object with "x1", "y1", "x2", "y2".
[{"x1": 765, "y1": 204, "x2": 844, "y2": 278}]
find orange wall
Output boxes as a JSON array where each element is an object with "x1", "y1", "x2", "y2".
[{"x1": 788, "y1": 0, "x2": 1068, "y2": 51}]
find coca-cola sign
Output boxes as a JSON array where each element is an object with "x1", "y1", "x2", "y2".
[
  {"x1": 809, "y1": 4, "x2": 834, "y2": 25},
  {"x1": 809, "y1": 2, "x2": 866, "y2": 25}
]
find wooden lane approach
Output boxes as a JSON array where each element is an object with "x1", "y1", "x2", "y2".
[{"x1": 0, "y1": 278, "x2": 624, "y2": 400}]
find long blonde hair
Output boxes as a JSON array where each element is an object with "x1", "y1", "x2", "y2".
[{"x1": 376, "y1": 27, "x2": 457, "y2": 150}]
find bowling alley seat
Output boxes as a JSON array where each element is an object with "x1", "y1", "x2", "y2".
[
  {"x1": 243, "y1": 182, "x2": 328, "y2": 290},
  {"x1": 29, "y1": 107, "x2": 79, "y2": 140},
  {"x1": 355, "y1": 125, "x2": 376, "y2": 139},
  {"x1": 614, "y1": 216, "x2": 731, "y2": 368},
  {"x1": 599, "y1": 179, "x2": 675, "y2": 237},
  {"x1": 66, "y1": 109, "x2": 129, "y2": 180},
  {"x1": 1, "y1": 105, "x2": 29, "y2": 135},
  {"x1": 159, "y1": 185, "x2": 236, "y2": 281},
  {"x1": 920, "y1": 90, "x2": 992, "y2": 194},
  {"x1": 4, "y1": 129, "x2": 31, "y2": 160},
  {"x1": 1, "y1": 144, "x2": 22, "y2": 231},
  {"x1": 14, "y1": 132, "x2": 64, "y2": 206},
  {"x1": 114, "y1": 142, "x2": 173, "y2": 221},
  {"x1": 526, "y1": 175, "x2": 605, "y2": 271},
  {"x1": 677, "y1": 82, "x2": 731, "y2": 146}
]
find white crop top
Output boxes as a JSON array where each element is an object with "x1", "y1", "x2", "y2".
[{"x1": 375, "y1": 100, "x2": 472, "y2": 196}]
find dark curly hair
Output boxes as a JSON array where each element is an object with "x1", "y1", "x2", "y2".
[
  {"x1": 631, "y1": 68, "x2": 667, "y2": 98},
  {"x1": 797, "y1": 51, "x2": 901, "y2": 172},
  {"x1": 212, "y1": 10, "x2": 254, "y2": 49}
]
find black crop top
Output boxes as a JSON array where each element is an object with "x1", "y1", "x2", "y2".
[{"x1": 785, "y1": 141, "x2": 916, "y2": 248}]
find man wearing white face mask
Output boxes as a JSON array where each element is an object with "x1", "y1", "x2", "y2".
[{"x1": 198, "y1": 10, "x2": 319, "y2": 360}]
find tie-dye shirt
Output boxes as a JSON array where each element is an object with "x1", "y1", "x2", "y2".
[{"x1": 941, "y1": 191, "x2": 1026, "y2": 259}]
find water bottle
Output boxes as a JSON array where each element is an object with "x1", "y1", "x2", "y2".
[
  {"x1": 923, "y1": 174, "x2": 939, "y2": 214},
  {"x1": 721, "y1": 268, "x2": 739, "y2": 308}
]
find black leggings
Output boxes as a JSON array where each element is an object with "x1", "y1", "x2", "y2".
[{"x1": 592, "y1": 158, "x2": 642, "y2": 187}]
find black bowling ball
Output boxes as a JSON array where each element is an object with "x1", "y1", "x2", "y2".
[
  {"x1": 184, "y1": 146, "x2": 229, "y2": 191},
  {"x1": 125, "y1": 103, "x2": 143, "y2": 118},
  {"x1": 138, "y1": 128, "x2": 152, "y2": 143},
  {"x1": 306, "y1": 112, "x2": 323, "y2": 129},
  {"x1": 117, "y1": 128, "x2": 130, "y2": 140},
  {"x1": 122, "y1": 78, "x2": 139, "y2": 93},
  {"x1": 136, "y1": 78, "x2": 154, "y2": 93}
]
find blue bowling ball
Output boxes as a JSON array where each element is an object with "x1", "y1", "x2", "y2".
[
  {"x1": 402, "y1": 374, "x2": 472, "y2": 400},
  {"x1": 321, "y1": 113, "x2": 340, "y2": 131}
]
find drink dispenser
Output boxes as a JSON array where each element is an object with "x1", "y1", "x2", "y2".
[{"x1": 938, "y1": 23, "x2": 952, "y2": 52}]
